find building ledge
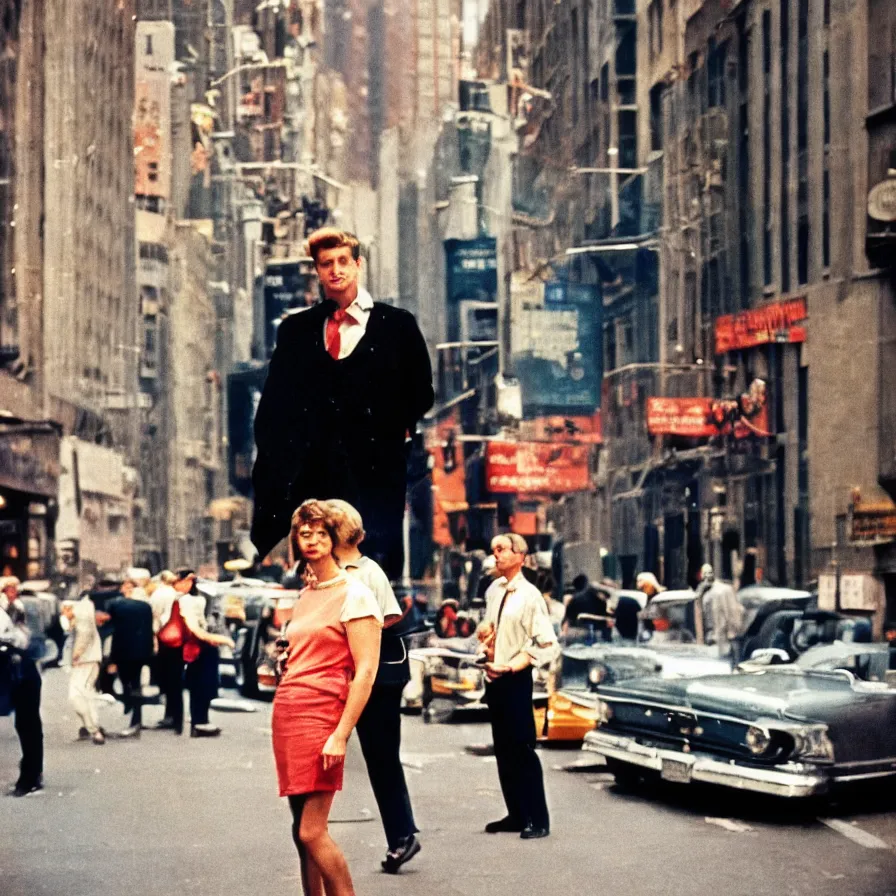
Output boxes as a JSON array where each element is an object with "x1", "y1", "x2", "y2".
[{"x1": 866, "y1": 102, "x2": 896, "y2": 126}]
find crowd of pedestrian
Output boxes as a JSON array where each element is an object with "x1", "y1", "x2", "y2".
[{"x1": 0, "y1": 563, "x2": 240, "y2": 803}]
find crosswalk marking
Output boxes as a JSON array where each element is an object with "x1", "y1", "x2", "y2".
[{"x1": 820, "y1": 818, "x2": 891, "y2": 850}]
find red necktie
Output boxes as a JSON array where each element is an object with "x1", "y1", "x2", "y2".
[{"x1": 326, "y1": 309, "x2": 347, "y2": 359}]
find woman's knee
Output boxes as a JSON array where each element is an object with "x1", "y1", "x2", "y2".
[{"x1": 297, "y1": 817, "x2": 327, "y2": 848}]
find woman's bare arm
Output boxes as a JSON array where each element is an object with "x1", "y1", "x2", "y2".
[{"x1": 321, "y1": 617, "x2": 382, "y2": 769}]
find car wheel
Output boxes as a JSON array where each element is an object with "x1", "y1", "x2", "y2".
[{"x1": 606, "y1": 758, "x2": 642, "y2": 790}]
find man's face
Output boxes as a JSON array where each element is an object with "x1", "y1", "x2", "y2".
[
  {"x1": 315, "y1": 246, "x2": 361, "y2": 303},
  {"x1": 492, "y1": 537, "x2": 524, "y2": 578}
]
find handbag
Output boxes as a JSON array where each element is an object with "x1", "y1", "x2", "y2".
[
  {"x1": 182, "y1": 632, "x2": 202, "y2": 664},
  {"x1": 157, "y1": 599, "x2": 187, "y2": 649}
]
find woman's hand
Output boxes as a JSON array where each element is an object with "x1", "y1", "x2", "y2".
[{"x1": 321, "y1": 732, "x2": 347, "y2": 770}]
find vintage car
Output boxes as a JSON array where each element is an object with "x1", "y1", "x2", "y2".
[
  {"x1": 537, "y1": 640, "x2": 732, "y2": 743},
  {"x1": 228, "y1": 589, "x2": 299, "y2": 697},
  {"x1": 16, "y1": 580, "x2": 64, "y2": 667},
  {"x1": 409, "y1": 639, "x2": 488, "y2": 722},
  {"x1": 582, "y1": 641, "x2": 896, "y2": 798}
]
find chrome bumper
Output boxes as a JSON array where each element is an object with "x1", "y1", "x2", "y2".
[{"x1": 583, "y1": 730, "x2": 829, "y2": 798}]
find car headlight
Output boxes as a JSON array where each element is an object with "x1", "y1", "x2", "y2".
[
  {"x1": 588, "y1": 664, "x2": 607, "y2": 686},
  {"x1": 791, "y1": 725, "x2": 835, "y2": 762},
  {"x1": 745, "y1": 726, "x2": 771, "y2": 755}
]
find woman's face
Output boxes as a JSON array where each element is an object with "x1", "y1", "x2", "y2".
[{"x1": 296, "y1": 521, "x2": 333, "y2": 561}]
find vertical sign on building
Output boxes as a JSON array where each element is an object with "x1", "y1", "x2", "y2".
[
  {"x1": 511, "y1": 277, "x2": 603, "y2": 416},
  {"x1": 134, "y1": 22, "x2": 174, "y2": 201}
]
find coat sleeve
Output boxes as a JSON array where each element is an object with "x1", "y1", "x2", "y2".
[
  {"x1": 399, "y1": 311, "x2": 435, "y2": 429},
  {"x1": 251, "y1": 316, "x2": 305, "y2": 557}
]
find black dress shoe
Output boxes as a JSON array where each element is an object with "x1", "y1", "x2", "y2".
[
  {"x1": 190, "y1": 724, "x2": 221, "y2": 738},
  {"x1": 484, "y1": 816, "x2": 526, "y2": 834},
  {"x1": 520, "y1": 825, "x2": 550, "y2": 840},
  {"x1": 9, "y1": 779, "x2": 43, "y2": 797},
  {"x1": 381, "y1": 834, "x2": 421, "y2": 873},
  {"x1": 153, "y1": 718, "x2": 177, "y2": 730}
]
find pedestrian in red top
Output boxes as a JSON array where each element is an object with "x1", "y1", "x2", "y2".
[{"x1": 272, "y1": 499, "x2": 383, "y2": 896}]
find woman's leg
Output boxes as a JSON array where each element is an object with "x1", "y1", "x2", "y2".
[
  {"x1": 69, "y1": 663, "x2": 101, "y2": 733},
  {"x1": 297, "y1": 791, "x2": 354, "y2": 896},
  {"x1": 288, "y1": 795, "x2": 324, "y2": 896}
]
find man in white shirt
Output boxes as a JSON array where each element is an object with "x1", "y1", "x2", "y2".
[{"x1": 478, "y1": 534, "x2": 558, "y2": 840}]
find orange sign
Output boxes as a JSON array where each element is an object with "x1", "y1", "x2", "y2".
[
  {"x1": 849, "y1": 500, "x2": 896, "y2": 544},
  {"x1": 427, "y1": 411, "x2": 468, "y2": 547},
  {"x1": 518, "y1": 412, "x2": 603, "y2": 444},
  {"x1": 647, "y1": 396, "x2": 771, "y2": 439},
  {"x1": 486, "y1": 442, "x2": 592, "y2": 494},
  {"x1": 715, "y1": 297, "x2": 807, "y2": 354},
  {"x1": 135, "y1": 81, "x2": 166, "y2": 198}
]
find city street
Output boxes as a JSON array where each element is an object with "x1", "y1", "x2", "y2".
[{"x1": 1, "y1": 670, "x2": 895, "y2": 896}]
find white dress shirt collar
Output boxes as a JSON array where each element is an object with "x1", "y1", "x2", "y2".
[{"x1": 344, "y1": 287, "x2": 374, "y2": 321}]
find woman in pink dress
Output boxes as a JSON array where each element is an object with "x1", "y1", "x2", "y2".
[{"x1": 272, "y1": 499, "x2": 383, "y2": 896}]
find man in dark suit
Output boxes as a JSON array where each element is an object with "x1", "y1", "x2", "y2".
[
  {"x1": 98, "y1": 577, "x2": 154, "y2": 738},
  {"x1": 252, "y1": 228, "x2": 434, "y2": 872},
  {"x1": 251, "y1": 227, "x2": 434, "y2": 579}
]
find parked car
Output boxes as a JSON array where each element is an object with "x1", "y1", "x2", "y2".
[
  {"x1": 196, "y1": 579, "x2": 300, "y2": 693},
  {"x1": 16, "y1": 580, "x2": 63, "y2": 668},
  {"x1": 538, "y1": 639, "x2": 732, "y2": 743},
  {"x1": 228, "y1": 588, "x2": 299, "y2": 697},
  {"x1": 582, "y1": 641, "x2": 896, "y2": 798}
]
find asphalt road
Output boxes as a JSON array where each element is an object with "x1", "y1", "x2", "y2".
[{"x1": 1, "y1": 670, "x2": 895, "y2": 896}]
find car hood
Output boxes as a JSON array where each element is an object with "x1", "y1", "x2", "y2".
[{"x1": 599, "y1": 669, "x2": 893, "y2": 723}]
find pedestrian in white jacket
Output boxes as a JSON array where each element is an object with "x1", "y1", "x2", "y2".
[{"x1": 61, "y1": 597, "x2": 105, "y2": 744}]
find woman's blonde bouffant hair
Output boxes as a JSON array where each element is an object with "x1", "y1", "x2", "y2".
[{"x1": 326, "y1": 499, "x2": 366, "y2": 548}]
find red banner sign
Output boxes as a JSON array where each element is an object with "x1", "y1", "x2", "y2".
[
  {"x1": 715, "y1": 297, "x2": 807, "y2": 354},
  {"x1": 486, "y1": 442, "x2": 592, "y2": 494},
  {"x1": 646, "y1": 395, "x2": 771, "y2": 439}
]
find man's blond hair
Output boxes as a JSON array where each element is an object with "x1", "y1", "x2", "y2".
[
  {"x1": 306, "y1": 228, "x2": 360, "y2": 263},
  {"x1": 326, "y1": 499, "x2": 366, "y2": 547}
]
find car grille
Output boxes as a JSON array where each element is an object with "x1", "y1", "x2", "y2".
[{"x1": 606, "y1": 701, "x2": 793, "y2": 764}]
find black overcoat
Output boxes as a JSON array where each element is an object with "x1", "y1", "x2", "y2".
[{"x1": 251, "y1": 300, "x2": 434, "y2": 575}]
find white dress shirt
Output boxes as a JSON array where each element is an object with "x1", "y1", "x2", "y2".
[
  {"x1": 150, "y1": 584, "x2": 178, "y2": 631},
  {"x1": 484, "y1": 572, "x2": 559, "y2": 668},
  {"x1": 324, "y1": 287, "x2": 374, "y2": 359}
]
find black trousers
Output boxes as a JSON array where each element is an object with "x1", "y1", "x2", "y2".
[
  {"x1": 184, "y1": 645, "x2": 219, "y2": 726},
  {"x1": 484, "y1": 668, "x2": 550, "y2": 830},
  {"x1": 355, "y1": 682, "x2": 418, "y2": 849},
  {"x1": 156, "y1": 645, "x2": 184, "y2": 730},
  {"x1": 12, "y1": 668, "x2": 43, "y2": 788},
  {"x1": 116, "y1": 660, "x2": 145, "y2": 727}
]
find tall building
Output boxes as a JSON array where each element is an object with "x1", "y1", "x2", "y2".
[
  {"x1": 41, "y1": 0, "x2": 139, "y2": 576},
  {"x1": 0, "y1": 0, "x2": 58, "y2": 582}
]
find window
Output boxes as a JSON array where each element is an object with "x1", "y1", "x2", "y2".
[
  {"x1": 868, "y1": 0, "x2": 896, "y2": 109},
  {"x1": 762, "y1": 10, "x2": 773, "y2": 286},
  {"x1": 780, "y1": 0, "x2": 791, "y2": 293},
  {"x1": 650, "y1": 83, "x2": 665, "y2": 151},
  {"x1": 707, "y1": 39, "x2": 727, "y2": 109}
]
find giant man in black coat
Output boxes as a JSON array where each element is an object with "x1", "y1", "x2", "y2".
[{"x1": 251, "y1": 298, "x2": 434, "y2": 578}]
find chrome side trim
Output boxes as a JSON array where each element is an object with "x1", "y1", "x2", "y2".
[{"x1": 583, "y1": 730, "x2": 830, "y2": 798}]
